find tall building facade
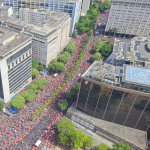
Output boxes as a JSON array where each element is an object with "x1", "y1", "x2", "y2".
[
  {"x1": 105, "y1": 0, "x2": 150, "y2": 36},
  {"x1": 76, "y1": 61, "x2": 150, "y2": 140},
  {"x1": 3, "y1": 0, "x2": 82, "y2": 35},
  {"x1": 0, "y1": 28, "x2": 32, "y2": 103},
  {"x1": 0, "y1": 10, "x2": 70, "y2": 67}
]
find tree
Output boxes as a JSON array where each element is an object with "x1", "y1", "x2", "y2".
[
  {"x1": 71, "y1": 130, "x2": 87, "y2": 149},
  {"x1": 34, "y1": 78, "x2": 48, "y2": 90},
  {"x1": 0, "y1": 102, "x2": 4, "y2": 110},
  {"x1": 87, "y1": 29, "x2": 93, "y2": 37},
  {"x1": 65, "y1": 42, "x2": 76, "y2": 54},
  {"x1": 95, "y1": 143, "x2": 110, "y2": 150},
  {"x1": 9, "y1": 95, "x2": 25, "y2": 109},
  {"x1": 51, "y1": 62, "x2": 65, "y2": 72},
  {"x1": 84, "y1": 136, "x2": 94, "y2": 148},
  {"x1": 91, "y1": 52, "x2": 102, "y2": 61},
  {"x1": 72, "y1": 30, "x2": 77, "y2": 38},
  {"x1": 28, "y1": 83, "x2": 38, "y2": 92},
  {"x1": 32, "y1": 59, "x2": 38, "y2": 68},
  {"x1": 25, "y1": 89, "x2": 36, "y2": 102},
  {"x1": 58, "y1": 54, "x2": 70, "y2": 64},
  {"x1": 58, "y1": 100, "x2": 68, "y2": 110},
  {"x1": 56, "y1": 119, "x2": 74, "y2": 135},
  {"x1": 113, "y1": 28, "x2": 118, "y2": 36},
  {"x1": 38, "y1": 65, "x2": 45, "y2": 71},
  {"x1": 99, "y1": 0, "x2": 110, "y2": 12},
  {"x1": 93, "y1": 41, "x2": 104, "y2": 52},
  {"x1": 111, "y1": 142, "x2": 131, "y2": 150},
  {"x1": 32, "y1": 68, "x2": 39, "y2": 78}
]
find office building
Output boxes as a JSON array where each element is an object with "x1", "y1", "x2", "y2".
[
  {"x1": 3, "y1": 0, "x2": 82, "y2": 35},
  {"x1": 67, "y1": 37, "x2": 150, "y2": 150},
  {"x1": 81, "y1": 0, "x2": 90, "y2": 16},
  {"x1": 19, "y1": 8, "x2": 49, "y2": 24},
  {"x1": 105, "y1": 0, "x2": 150, "y2": 37},
  {"x1": 0, "y1": 1, "x2": 13, "y2": 16},
  {"x1": 0, "y1": 28, "x2": 32, "y2": 103},
  {"x1": 0, "y1": 10, "x2": 71, "y2": 67}
]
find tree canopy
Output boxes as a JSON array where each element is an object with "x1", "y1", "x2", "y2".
[
  {"x1": 0, "y1": 102, "x2": 4, "y2": 110},
  {"x1": 93, "y1": 41, "x2": 104, "y2": 52},
  {"x1": 58, "y1": 52, "x2": 70, "y2": 64},
  {"x1": 99, "y1": 0, "x2": 110, "y2": 12},
  {"x1": 112, "y1": 142, "x2": 131, "y2": 150},
  {"x1": 66, "y1": 82, "x2": 80, "y2": 99},
  {"x1": 72, "y1": 30, "x2": 78, "y2": 38},
  {"x1": 95, "y1": 143, "x2": 110, "y2": 150},
  {"x1": 32, "y1": 59, "x2": 38, "y2": 68},
  {"x1": 38, "y1": 65, "x2": 45, "y2": 71},
  {"x1": 32, "y1": 68, "x2": 39, "y2": 78},
  {"x1": 9, "y1": 95, "x2": 25, "y2": 109},
  {"x1": 65, "y1": 42, "x2": 76, "y2": 54},
  {"x1": 34, "y1": 78, "x2": 48, "y2": 90},
  {"x1": 51, "y1": 62, "x2": 65, "y2": 73},
  {"x1": 91, "y1": 52, "x2": 102, "y2": 61},
  {"x1": 58, "y1": 99, "x2": 68, "y2": 110}
]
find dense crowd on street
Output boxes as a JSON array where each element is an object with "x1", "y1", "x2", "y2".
[{"x1": 0, "y1": 11, "x2": 114, "y2": 150}]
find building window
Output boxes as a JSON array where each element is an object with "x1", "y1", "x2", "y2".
[
  {"x1": 19, "y1": 57, "x2": 21, "y2": 62},
  {"x1": 8, "y1": 65, "x2": 10, "y2": 70},
  {"x1": 12, "y1": 62, "x2": 14, "y2": 67},
  {"x1": 29, "y1": 50, "x2": 31, "y2": 55},
  {"x1": 26, "y1": 52, "x2": 28, "y2": 57},
  {"x1": 23, "y1": 55, "x2": 24, "y2": 59},
  {"x1": 16, "y1": 60, "x2": 18, "y2": 65}
]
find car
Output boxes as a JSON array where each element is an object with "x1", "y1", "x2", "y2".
[{"x1": 8, "y1": 107, "x2": 18, "y2": 114}]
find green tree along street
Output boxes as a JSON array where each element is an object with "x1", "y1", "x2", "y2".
[
  {"x1": 51, "y1": 62, "x2": 65, "y2": 73},
  {"x1": 38, "y1": 64, "x2": 45, "y2": 71},
  {"x1": 0, "y1": 102, "x2": 4, "y2": 110},
  {"x1": 32, "y1": 59, "x2": 38, "y2": 68},
  {"x1": 93, "y1": 41, "x2": 104, "y2": 52},
  {"x1": 111, "y1": 142, "x2": 131, "y2": 150},
  {"x1": 76, "y1": 3, "x2": 99, "y2": 34},
  {"x1": 99, "y1": 0, "x2": 110, "y2": 12},
  {"x1": 66, "y1": 82, "x2": 80, "y2": 99},
  {"x1": 57, "y1": 99, "x2": 68, "y2": 110},
  {"x1": 65, "y1": 42, "x2": 76, "y2": 54},
  {"x1": 32, "y1": 68, "x2": 39, "y2": 78},
  {"x1": 9, "y1": 95, "x2": 25, "y2": 110},
  {"x1": 95, "y1": 143, "x2": 110, "y2": 150},
  {"x1": 93, "y1": 41, "x2": 113, "y2": 57},
  {"x1": 10, "y1": 78, "x2": 48, "y2": 109},
  {"x1": 58, "y1": 52, "x2": 70, "y2": 64},
  {"x1": 91, "y1": 52, "x2": 102, "y2": 61},
  {"x1": 56, "y1": 119, "x2": 93, "y2": 149},
  {"x1": 72, "y1": 30, "x2": 78, "y2": 39}
]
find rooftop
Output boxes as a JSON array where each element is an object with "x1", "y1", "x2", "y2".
[
  {"x1": 0, "y1": 27, "x2": 31, "y2": 57},
  {"x1": 19, "y1": 8, "x2": 49, "y2": 13},
  {"x1": 68, "y1": 103, "x2": 147, "y2": 150}
]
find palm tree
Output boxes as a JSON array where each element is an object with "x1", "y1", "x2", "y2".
[
  {"x1": 108, "y1": 28, "x2": 112, "y2": 36},
  {"x1": 113, "y1": 28, "x2": 118, "y2": 37}
]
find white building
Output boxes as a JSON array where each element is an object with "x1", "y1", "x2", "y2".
[
  {"x1": 2, "y1": 0, "x2": 82, "y2": 35},
  {"x1": 81, "y1": 0, "x2": 90, "y2": 16},
  {"x1": 0, "y1": 27, "x2": 32, "y2": 103},
  {"x1": 19, "y1": 8, "x2": 48, "y2": 24},
  {"x1": 1, "y1": 11, "x2": 71, "y2": 67},
  {"x1": 105, "y1": 0, "x2": 150, "y2": 37},
  {"x1": 0, "y1": 1, "x2": 13, "y2": 17}
]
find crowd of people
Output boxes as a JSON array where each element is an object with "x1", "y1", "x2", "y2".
[{"x1": 0, "y1": 10, "x2": 114, "y2": 150}]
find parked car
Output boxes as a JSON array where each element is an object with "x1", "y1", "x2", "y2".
[{"x1": 8, "y1": 107, "x2": 18, "y2": 114}]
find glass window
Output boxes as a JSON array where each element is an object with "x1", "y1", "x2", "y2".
[
  {"x1": 76, "y1": 79, "x2": 91, "y2": 112},
  {"x1": 114, "y1": 92, "x2": 136, "y2": 125},
  {"x1": 19, "y1": 57, "x2": 21, "y2": 62},
  {"x1": 85, "y1": 83, "x2": 101, "y2": 116},
  {"x1": 12, "y1": 62, "x2": 14, "y2": 67},
  {"x1": 103, "y1": 90, "x2": 124, "y2": 122},
  {"x1": 94, "y1": 86, "x2": 112, "y2": 119},
  {"x1": 16, "y1": 60, "x2": 18, "y2": 65},
  {"x1": 23, "y1": 55, "x2": 24, "y2": 59},
  {"x1": 136, "y1": 98, "x2": 150, "y2": 132},
  {"x1": 26, "y1": 52, "x2": 28, "y2": 57},
  {"x1": 8, "y1": 65, "x2": 10, "y2": 70},
  {"x1": 29, "y1": 50, "x2": 31, "y2": 55},
  {"x1": 125, "y1": 96, "x2": 149, "y2": 128}
]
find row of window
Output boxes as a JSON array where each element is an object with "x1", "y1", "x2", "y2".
[{"x1": 8, "y1": 50, "x2": 31, "y2": 70}]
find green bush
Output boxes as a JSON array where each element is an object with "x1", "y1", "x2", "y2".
[
  {"x1": 35, "y1": 110, "x2": 40, "y2": 115},
  {"x1": 101, "y1": 37, "x2": 107, "y2": 41},
  {"x1": 55, "y1": 89, "x2": 60, "y2": 94},
  {"x1": 58, "y1": 100, "x2": 68, "y2": 110},
  {"x1": 32, "y1": 114, "x2": 37, "y2": 119},
  {"x1": 39, "y1": 108, "x2": 43, "y2": 112},
  {"x1": 51, "y1": 93, "x2": 55, "y2": 97},
  {"x1": 47, "y1": 99, "x2": 51, "y2": 103}
]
